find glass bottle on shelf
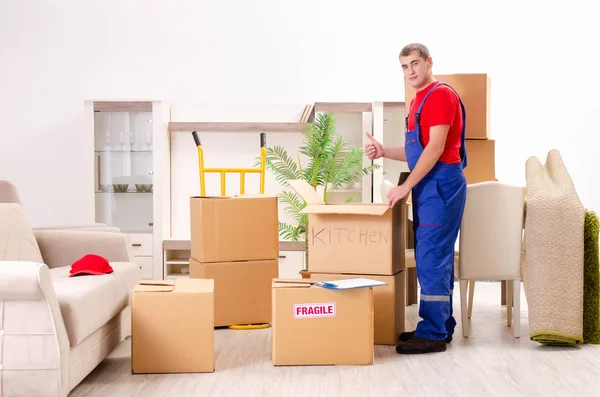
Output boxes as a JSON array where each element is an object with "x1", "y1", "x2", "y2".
[
  {"x1": 118, "y1": 131, "x2": 126, "y2": 151},
  {"x1": 130, "y1": 129, "x2": 136, "y2": 151},
  {"x1": 144, "y1": 130, "x2": 153, "y2": 151}
]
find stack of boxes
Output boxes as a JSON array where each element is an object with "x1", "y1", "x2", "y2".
[
  {"x1": 188, "y1": 195, "x2": 280, "y2": 327},
  {"x1": 282, "y1": 179, "x2": 408, "y2": 347},
  {"x1": 404, "y1": 73, "x2": 495, "y2": 184}
]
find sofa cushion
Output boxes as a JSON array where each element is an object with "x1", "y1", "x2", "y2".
[
  {"x1": 0, "y1": 203, "x2": 44, "y2": 263},
  {"x1": 50, "y1": 261, "x2": 142, "y2": 346}
]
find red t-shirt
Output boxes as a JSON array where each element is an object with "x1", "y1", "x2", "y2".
[{"x1": 407, "y1": 81, "x2": 463, "y2": 164}]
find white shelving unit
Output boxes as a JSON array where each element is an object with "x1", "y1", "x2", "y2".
[
  {"x1": 372, "y1": 101, "x2": 408, "y2": 203},
  {"x1": 313, "y1": 102, "x2": 374, "y2": 204},
  {"x1": 84, "y1": 100, "x2": 171, "y2": 280},
  {"x1": 162, "y1": 239, "x2": 305, "y2": 280}
]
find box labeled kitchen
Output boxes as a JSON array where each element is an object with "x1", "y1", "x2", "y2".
[{"x1": 287, "y1": 179, "x2": 406, "y2": 275}]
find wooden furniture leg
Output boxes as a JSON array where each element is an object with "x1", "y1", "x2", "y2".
[
  {"x1": 468, "y1": 280, "x2": 475, "y2": 319},
  {"x1": 406, "y1": 267, "x2": 418, "y2": 305}
]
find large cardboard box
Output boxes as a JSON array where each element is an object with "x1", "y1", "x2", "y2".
[
  {"x1": 404, "y1": 73, "x2": 491, "y2": 139},
  {"x1": 189, "y1": 257, "x2": 278, "y2": 327},
  {"x1": 271, "y1": 279, "x2": 374, "y2": 366},
  {"x1": 190, "y1": 195, "x2": 279, "y2": 263},
  {"x1": 309, "y1": 271, "x2": 406, "y2": 345},
  {"x1": 288, "y1": 179, "x2": 406, "y2": 275},
  {"x1": 131, "y1": 279, "x2": 214, "y2": 374},
  {"x1": 464, "y1": 139, "x2": 496, "y2": 184}
]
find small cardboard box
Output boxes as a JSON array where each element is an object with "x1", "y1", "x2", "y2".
[
  {"x1": 272, "y1": 279, "x2": 374, "y2": 366},
  {"x1": 131, "y1": 279, "x2": 214, "y2": 374},
  {"x1": 189, "y1": 257, "x2": 278, "y2": 327},
  {"x1": 309, "y1": 271, "x2": 406, "y2": 345},
  {"x1": 405, "y1": 73, "x2": 491, "y2": 140},
  {"x1": 464, "y1": 139, "x2": 495, "y2": 184},
  {"x1": 288, "y1": 179, "x2": 406, "y2": 275},
  {"x1": 190, "y1": 195, "x2": 279, "y2": 263}
]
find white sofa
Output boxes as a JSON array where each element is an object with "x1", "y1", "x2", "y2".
[{"x1": 0, "y1": 203, "x2": 142, "y2": 397}]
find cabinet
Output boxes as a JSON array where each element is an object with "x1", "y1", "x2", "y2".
[
  {"x1": 313, "y1": 103, "x2": 374, "y2": 204},
  {"x1": 372, "y1": 102, "x2": 409, "y2": 204},
  {"x1": 84, "y1": 100, "x2": 171, "y2": 280}
]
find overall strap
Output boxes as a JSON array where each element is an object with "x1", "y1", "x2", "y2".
[
  {"x1": 458, "y1": 99, "x2": 468, "y2": 169},
  {"x1": 414, "y1": 81, "x2": 468, "y2": 169},
  {"x1": 406, "y1": 82, "x2": 445, "y2": 130},
  {"x1": 416, "y1": 81, "x2": 446, "y2": 116}
]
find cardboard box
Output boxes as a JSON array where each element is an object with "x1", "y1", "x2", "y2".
[
  {"x1": 131, "y1": 279, "x2": 214, "y2": 373},
  {"x1": 309, "y1": 271, "x2": 405, "y2": 345},
  {"x1": 405, "y1": 73, "x2": 491, "y2": 139},
  {"x1": 189, "y1": 257, "x2": 278, "y2": 327},
  {"x1": 288, "y1": 179, "x2": 406, "y2": 275},
  {"x1": 271, "y1": 279, "x2": 374, "y2": 366},
  {"x1": 190, "y1": 195, "x2": 279, "y2": 263},
  {"x1": 464, "y1": 139, "x2": 496, "y2": 184}
]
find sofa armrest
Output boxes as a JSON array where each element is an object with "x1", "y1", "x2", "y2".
[
  {"x1": 34, "y1": 230, "x2": 132, "y2": 269},
  {"x1": 0, "y1": 261, "x2": 70, "y2": 397}
]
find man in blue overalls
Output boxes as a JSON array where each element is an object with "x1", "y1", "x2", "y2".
[{"x1": 365, "y1": 43, "x2": 468, "y2": 354}]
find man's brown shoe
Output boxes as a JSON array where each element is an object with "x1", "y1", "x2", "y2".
[{"x1": 395, "y1": 337, "x2": 447, "y2": 354}]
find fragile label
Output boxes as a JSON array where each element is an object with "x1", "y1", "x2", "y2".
[{"x1": 294, "y1": 302, "x2": 336, "y2": 318}]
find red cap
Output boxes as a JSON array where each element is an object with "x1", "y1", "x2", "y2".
[{"x1": 69, "y1": 254, "x2": 114, "y2": 277}]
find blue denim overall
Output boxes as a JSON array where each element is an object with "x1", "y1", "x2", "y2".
[{"x1": 405, "y1": 82, "x2": 468, "y2": 341}]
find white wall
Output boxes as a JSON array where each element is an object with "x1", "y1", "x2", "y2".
[{"x1": 1, "y1": 0, "x2": 599, "y2": 228}]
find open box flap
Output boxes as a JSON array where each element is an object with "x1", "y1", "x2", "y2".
[
  {"x1": 286, "y1": 179, "x2": 325, "y2": 205},
  {"x1": 272, "y1": 278, "x2": 315, "y2": 289},
  {"x1": 301, "y1": 203, "x2": 390, "y2": 216},
  {"x1": 288, "y1": 179, "x2": 401, "y2": 215}
]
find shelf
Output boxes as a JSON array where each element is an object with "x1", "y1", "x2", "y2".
[
  {"x1": 95, "y1": 149, "x2": 153, "y2": 153},
  {"x1": 163, "y1": 239, "x2": 305, "y2": 252},
  {"x1": 169, "y1": 122, "x2": 310, "y2": 133},
  {"x1": 314, "y1": 102, "x2": 372, "y2": 113},
  {"x1": 93, "y1": 101, "x2": 152, "y2": 112},
  {"x1": 95, "y1": 191, "x2": 153, "y2": 194},
  {"x1": 165, "y1": 258, "x2": 189, "y2": 265},
  {"x1": 166, "y1": 273, "x2": 190, "y2": 280},
  {"x1": 163, "y1": 239, "x2": 191, "y2": 250},
  {"x1": 330, "y1": 189, "x2": 361, "y2": 193}
]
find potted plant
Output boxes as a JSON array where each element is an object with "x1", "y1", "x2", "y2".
[{"x1": 261, "y1": 111, "x2": 380, "y2": 268}]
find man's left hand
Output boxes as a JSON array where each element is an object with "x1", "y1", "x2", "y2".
[{"x1": 387, "y1": 185, "x2": 410, "y2": 208}]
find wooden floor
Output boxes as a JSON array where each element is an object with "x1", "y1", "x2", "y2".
[{"x1": 71, "y1": 282, "x2": 600, "y2": 397}]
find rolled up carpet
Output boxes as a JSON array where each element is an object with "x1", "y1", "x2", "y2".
[
  {"x1": 583, "y1": 210, "x2": 600, "y2": 344},
  {"x1": 525, "y1": 149, "x2": 585, "y2": 345}
]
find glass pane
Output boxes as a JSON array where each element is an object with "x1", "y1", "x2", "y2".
[
  {"x1": 93, "y1": 108, "x2": 154, "y2": 233},
  {"x1": 327, "y1": 112, "x2": 364, "y2": 204}
]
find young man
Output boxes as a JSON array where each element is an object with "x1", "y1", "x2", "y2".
[{"x1": 365, "y1": 43, "x2": 468, "y2": 354}]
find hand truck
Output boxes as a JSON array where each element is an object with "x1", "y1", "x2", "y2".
[
  {"x1": 191, "y1": 131, "x2": 270, "y2": 330},
  {"x1": 191, "y1": 131, "x2": 267, "y2": 196}
]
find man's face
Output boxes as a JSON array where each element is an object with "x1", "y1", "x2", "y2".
[{"x1": 400, "y1": 51, "x2": 432, "y2": 90}]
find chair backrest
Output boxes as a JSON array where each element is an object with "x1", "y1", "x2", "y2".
[
  {"x1": 458, "y1": 181, "x2": 525, "y2": 280},
  {"x1": 0, "y1": 180, "x2": 21, "y2": 204}
]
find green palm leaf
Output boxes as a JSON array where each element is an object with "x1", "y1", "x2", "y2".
[{"x1": 262, "y1": 110, "x2": 380, "y2": 242}]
